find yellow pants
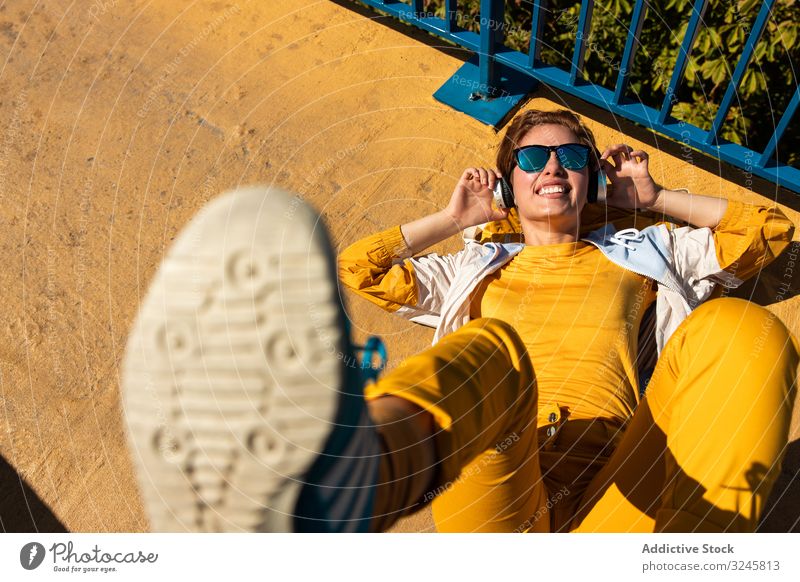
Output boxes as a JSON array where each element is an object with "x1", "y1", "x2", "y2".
[{"x1": 364, "y1": 298, "x2": 799, "y2": 532}]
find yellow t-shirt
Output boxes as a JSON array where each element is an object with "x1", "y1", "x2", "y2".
[{"x1": 470, "y1": 240, "x2": 657, "y2": 424}]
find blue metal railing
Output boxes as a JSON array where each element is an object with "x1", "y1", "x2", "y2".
[{"x1": 346, "y1": 0, "x2": 800, "y2": 194}]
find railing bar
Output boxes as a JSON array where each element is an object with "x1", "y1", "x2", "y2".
[
  {"x1": 569, "y1": 0, "x2": 595, "y2": 85},
  {"x1": 705, "y1": 0, "x2": 776, "y2": 145},
  {"x1": 528, "y1": 0, "x2": 546, "y2": 68},
  {"x1": 412, "y1": 0, "x2": 424, "y2": 13},
  {"x1": 478, "y1": 0, "x2": 504, "y2": 98},
  {"x1": 612, "y1": 0, "x2": 648, "y2": 105},
  {"x1": 759, "y1": 84, "x2": 800, "y2": 167},
  {"x1": 658, "y1": 0, "x2": 708, "y2": 124},
  {"x1": 353, "y1": 1, "x2": 480, "y2": 50},
  {"x1": 445, "y1": 0, "x2": 457, "y2": 32}
]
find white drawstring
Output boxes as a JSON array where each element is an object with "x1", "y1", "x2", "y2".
[{"x1": 609, "y1": 227, "x2": 645, "y2": 250}]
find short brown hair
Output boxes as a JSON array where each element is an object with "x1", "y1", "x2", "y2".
[{"x1": 495, "y1": 109, "x2": 599, "y2": 178}]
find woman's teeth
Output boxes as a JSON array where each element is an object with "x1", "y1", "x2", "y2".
[{"x1": 537, "y1": 185, "x2": 567, "y2": 197}]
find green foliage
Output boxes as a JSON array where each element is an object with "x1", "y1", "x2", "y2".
[{"x1": 422, "y1": 0, "x2": 799, "y2": 167}]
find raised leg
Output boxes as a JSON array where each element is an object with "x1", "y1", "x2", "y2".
[
  {"x1": 122, "y1": 186, "x2": 548, "y2": 533},
  {"x1": 571, "y1": 298, "x2": 799, "y2": 532},
  {"x1": 366, "y1": 317, "x2": 550, "y2": 532}
]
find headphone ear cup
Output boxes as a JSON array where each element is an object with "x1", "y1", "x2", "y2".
[
  {"x1": 493, "y1": 177, "x2": 516, "y2": 209},
  {"x1": 587, "y1": 148, "x2": 604, "y2": 204},
  {"x1": 595, "y1": 167, "x2": 608, "y2": 204},
  {"x1": 503, "y1": 177, "x2": 516, "y2": 209},
  {"x1": 587, "y1": 168, "x2": 598, "y2": 204}
]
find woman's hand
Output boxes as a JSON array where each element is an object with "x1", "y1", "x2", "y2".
[
  {"x1": 444, "y1": 167, "x2": 509, "y2": 229},
  {"x1": 600, "y1": 145, "x2": 663, "y2": 210}
]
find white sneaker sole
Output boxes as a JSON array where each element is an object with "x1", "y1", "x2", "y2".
[{"x1": 122, "y1": 186, "x2": 346, "y2": 532}]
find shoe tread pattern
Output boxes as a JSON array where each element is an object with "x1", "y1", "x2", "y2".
[{"x1": 123, "y1": 187, "x2": 343, "y2": 532}]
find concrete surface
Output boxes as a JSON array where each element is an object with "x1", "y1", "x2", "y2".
[{"x1": 0, "y1": 0, "x2": 798, "y2": 532}]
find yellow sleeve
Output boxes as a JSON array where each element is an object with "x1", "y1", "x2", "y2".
[
  {"x1": 713, "y1": 199, "x2": 796, "y2": 282},
  {"x1": 338, "y1": 226, "x2": 419, "y2": 313}
]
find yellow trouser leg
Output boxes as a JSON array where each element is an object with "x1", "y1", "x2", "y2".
[
  {"x1": 571, "y1": 298, "x2": 799, "y2": 532},
  {"x1": 365, "y1": 317, "x2": 550, "y2": 532}
]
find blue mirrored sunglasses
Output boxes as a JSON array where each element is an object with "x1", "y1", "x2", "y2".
[{"x1": 513, "y1": 143, "x2": 591, "y2": 173}]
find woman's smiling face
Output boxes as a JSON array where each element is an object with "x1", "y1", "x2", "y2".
[{"x1": 512, "y1": 123, "x2": 590, "y2": 228}]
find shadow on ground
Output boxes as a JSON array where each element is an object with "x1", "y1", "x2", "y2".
[
  {"x1": 759, "y1": 439, "x2": 800, "y2": 532},
  {"x1": 0, "y1": 455, "x2": 67, "y2": 532}
]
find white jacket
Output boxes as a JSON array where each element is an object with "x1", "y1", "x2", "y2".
[{"x1": 402, "y1": 221, "x2": 746, "y2": 354}]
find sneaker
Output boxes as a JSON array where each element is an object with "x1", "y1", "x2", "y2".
[{"x1": 121, "y1": 185, "x2": 381, "y2": 532}]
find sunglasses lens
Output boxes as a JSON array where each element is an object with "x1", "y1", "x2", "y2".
[
  {"x1": 515, "y1": 144, "x2": 591, "y2": 172},
  {"x1": 515, "y1": 147, "x2": 550, "y2": 172},
  {"x1": 556, "y1": 145, "x2": 590, "y2": 170}
]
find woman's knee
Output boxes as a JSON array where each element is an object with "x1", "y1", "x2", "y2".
[
  {"x1": 677, "y1": 298, "x2": 799, "y2": 401},
  {"x1": 463, "y1": 317, "x2": 530, "y2": 363},
  {"x1": 687, "y1": 298, "x2": 797, "y2": 358},
  {"x1": 647, "y1": 299, "x2": 798, "y2": 437},
  {"x1": 464, "y1": 317, "x2": 522, "y2": 338},
  {"x1": 458, "y1": 317, "x2": 536, "y2": 398},
  {"x1": 691, "y1": 297, "x2": 772, "y2": 326}
]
